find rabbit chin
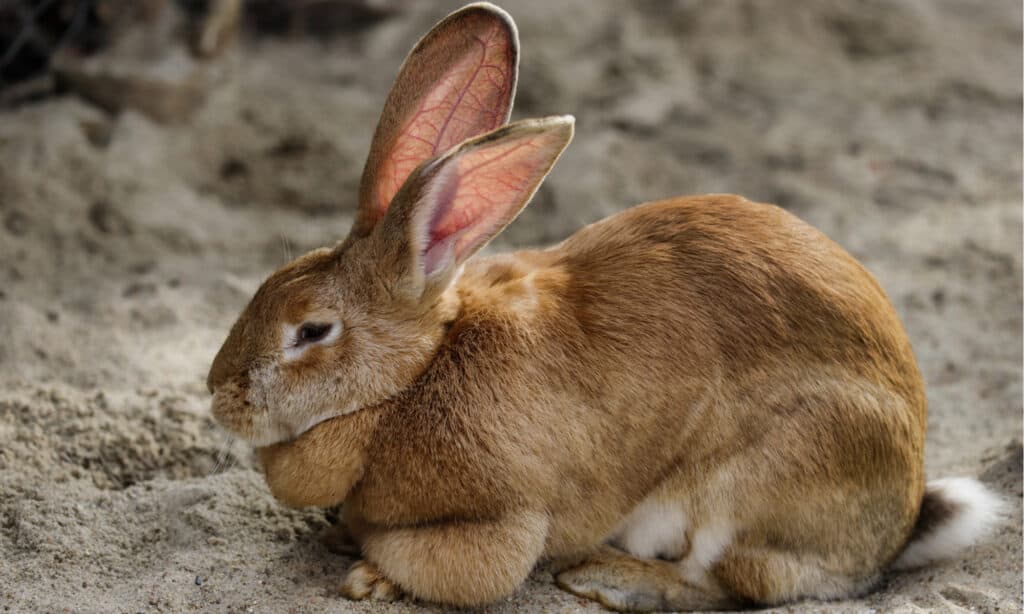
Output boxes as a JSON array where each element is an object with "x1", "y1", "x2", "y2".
[
  {"x1": 245, "y1": 419, "x2": 295, "y2": 448},
  {"x1": 244, "y1": 402, "x2": 358, "y2": 447}
]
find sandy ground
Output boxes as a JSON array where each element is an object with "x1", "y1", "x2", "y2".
[{"x1": 1, "y1": 1, "x2": 1021, "y2": 612}]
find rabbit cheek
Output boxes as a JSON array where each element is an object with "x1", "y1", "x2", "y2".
[
  {"x1": 252, "y1": 360, "x2": 345, "y2": 443},
  {"x1": 246, "y1": 365, "x2": 300, "y2": 445}
]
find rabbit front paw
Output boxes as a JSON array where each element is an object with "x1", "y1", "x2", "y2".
[{"x1": 340, "y1": 560, "x2": 402, "y2": 602}]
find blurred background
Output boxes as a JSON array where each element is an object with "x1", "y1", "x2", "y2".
[{"x1": 0, "y1": 1, "x2": 1020, "y2": 611}]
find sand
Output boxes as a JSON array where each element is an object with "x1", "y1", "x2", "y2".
[{"x1": 1, "y1": 1, "x2": 1020, "y2": 612}]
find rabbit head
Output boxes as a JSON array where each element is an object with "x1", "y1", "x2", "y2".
[{"x1": 207, "y1": 3, "x2": 573, "y2": 446}]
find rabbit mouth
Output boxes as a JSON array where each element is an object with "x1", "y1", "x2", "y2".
[
  {"x1": 210, "y1": 383, "x2": 352, "y2": 446},
  {"x1": 210, "y1": 383, "x2": 256, "y2": 439},
  {"x1": 209, "y1": 363, "x2": 362, "y2": 444},
  {"x1": 206, "y1": 364, "x2": 290, "y2": 445},
  {"x1": 211, "y1": 393, "x2": 292, "y2": 447},
  {"x1": 209, "y1": 378, "x2": 280, "y2": 445}
]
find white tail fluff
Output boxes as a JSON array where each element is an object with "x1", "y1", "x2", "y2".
[{"x1": 892, "y1": 477, "x2": 1006, "y2": 571}]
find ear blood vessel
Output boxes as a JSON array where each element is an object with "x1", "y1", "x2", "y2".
[{"x1": 208, "y1": 3, "x2": 1004, "y2": 611}]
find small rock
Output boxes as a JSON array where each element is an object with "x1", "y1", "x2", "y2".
[
  {"x1": 80, "y1": 120, "x2": 114, "y2": 148},
  {"x1": 4, "y1": 211, "x2": 28, "y2": 236},
  {"x1": 88, "y1": 201, "x2": 132, "y2": 235},
  {"x1": 123, "y1": 282, "x2": 157, "y2": 298},
  {"x1": 129, "y1": 261, "x2": 157, "y2": 275},
  {"x1": 267, "y1": 136, "x2": 309, "y2": 158},
  {"x1": 275, "y1": 526, "x2": 295, "y2": 542},
  {"x1": 220, "y1": 157, "x2": 249, "y2": 179}
]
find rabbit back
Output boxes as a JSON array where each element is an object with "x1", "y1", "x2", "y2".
[{"x1": 346, "y1": 194, "x2": 927, "y2": 570}]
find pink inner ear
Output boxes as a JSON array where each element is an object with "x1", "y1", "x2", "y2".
[
  {"x1": 376, "y1": 23, "x2": 514, "y2": 217},
  {"x1": 431, "y1": 140, "x2": 533, "y2": 241},
  {"x1": 419, "y1": 131, "x2": 562, "y2": 276}
]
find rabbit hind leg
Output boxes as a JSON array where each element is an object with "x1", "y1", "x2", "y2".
[
  {"x1": 711, "y1": 546, "x2": 876, "y2": 606},
  {"x1": 555, "y1": 544, "x2": 738, "y2": 612},
  {"x1": 555, "y1": 542, "x2": 871, "y2": 611}
]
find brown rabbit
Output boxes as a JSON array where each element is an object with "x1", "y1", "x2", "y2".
[{"x1": 207, "y1": 3, "x2": 1004, "y2": 610}]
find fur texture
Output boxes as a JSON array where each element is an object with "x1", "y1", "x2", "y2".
[
  {"x1": 207, "y1": 3, "x2": 1003, "y2": 610},
  {"x1": 892, "y1": 478, "x2": 1007, "y2": 571}
]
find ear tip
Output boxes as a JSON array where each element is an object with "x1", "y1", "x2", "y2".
[
  {"x1": 540, "y1": 115, "x2": 576, "y2": 138},
  {"x1": 455, "y1": 2, "x2": 518, "y2": 34},
  {"x1": 529, "y1": 114, "x2": 575, "y2": 126},
  {"x1": 495, "y1": 115, "x2": 576, "y2": 145},
  {"x1": 461, "y1": 2, "x2": 514, "y2": 19},
  {"x1": 552, "y1": 116, "x2": 575, "y2": 143}
]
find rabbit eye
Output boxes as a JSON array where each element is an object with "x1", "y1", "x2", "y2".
[{"x1": 297, "y1": 323, "x2": 332, "y2": 344}]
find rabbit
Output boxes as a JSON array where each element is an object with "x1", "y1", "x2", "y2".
[{"x1": 206, "y1": 2, "x2": 1005, "y2": 611}]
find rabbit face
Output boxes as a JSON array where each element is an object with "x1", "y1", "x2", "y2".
[{"x1": 207, "y1": 241, "x2": 451, "y2": 446}]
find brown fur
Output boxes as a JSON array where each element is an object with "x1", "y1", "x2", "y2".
[
  {"x1": 246, "y1": 195, "x2": 927, "y2": 608},
  {"x1": 208, "y1": 3, "x2": 932, "y2": 610}
]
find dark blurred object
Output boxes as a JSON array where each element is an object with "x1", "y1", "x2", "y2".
[
  {"x1": 0, "y1": 0, "x2": 404, "y2": 109},
  {"x1": 0, "y1": 0, "x2": 98, "y2": 101},
  {"x1": 192, "y1": 0, "x2": 241, "y2": 58},
  {"x1": 49, "y1": 0, "x2": 207, "y2": 122},
  {"x1": 245, "y1": 0, "x2": 402, "y2": 38},
  {"x1": 0, "y1": 0, "x2": 172, "y2": 104},
  {"x1": 53, "y1": 58, "x2": 207, "y2": 123},
  {"x1": 2, "y1": 0, "x2": 244, "y2": 119}
]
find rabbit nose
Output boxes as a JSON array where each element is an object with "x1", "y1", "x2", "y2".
[
  {"x1": 206, "y1": 362, "x2": 222, "y2": 394},
  {"x1": 207, "y1": 361, "x2": 228, "y2": 394},
  {"x1": 208, "y1": 341, "x2": 237, "y2": 394},
  {"x1": 207, "y1": 365, "x2": 236, "y2": 395}
]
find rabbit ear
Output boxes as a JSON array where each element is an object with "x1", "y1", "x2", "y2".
[
  {"x1": 373, "y1": 116, "x2": 574, "y2": 301},
  {"x1": 350, "y1": 3, "x2": 519, "y2": 238}
]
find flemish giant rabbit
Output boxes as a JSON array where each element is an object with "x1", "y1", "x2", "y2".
[{"x1": 207, "y1": 3, "x2": 1003, "y2": 610}]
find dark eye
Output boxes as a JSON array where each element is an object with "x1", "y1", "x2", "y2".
[{"x1": 297, "y1": 323, "x2": 332, "y2": 344}]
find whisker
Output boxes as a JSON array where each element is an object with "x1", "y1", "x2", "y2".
[
  {"x1": 280, "y1": 234, "x2": 293, "y2": 263},
  {"x1": 211, "y1": 432, "x2": 236, "y2": 475},
  {"x1": 223, "y1": 448, "x2": 238, "y2": 471}
]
